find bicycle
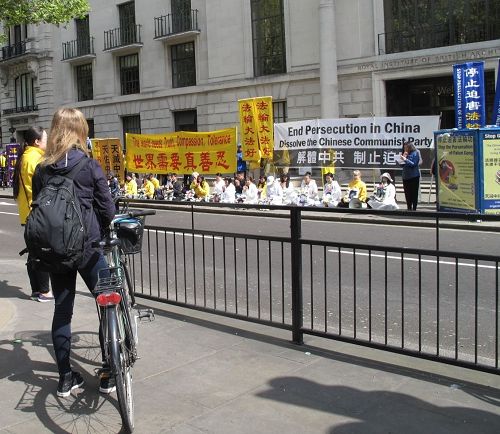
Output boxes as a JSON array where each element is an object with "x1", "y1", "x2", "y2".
[{"x1": 92, "y1": 206, "x2": 156, "y2": 433}]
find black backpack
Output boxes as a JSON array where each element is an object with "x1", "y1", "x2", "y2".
[{"x1": 24, "y1": 158, "x2": 88, "y2": 273}]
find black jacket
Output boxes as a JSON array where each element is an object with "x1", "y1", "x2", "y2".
[{"x1": 32, "y1": 148, "x2": 115, "y2": 269}]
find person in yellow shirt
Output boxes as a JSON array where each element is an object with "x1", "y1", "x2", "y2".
[
  {"x1": 142, "y1": 176, "x2": 155, "y2": 199},
  {"x1": 338, "y1": 170, "x2": 367, "y2": 207},
  {"x1": 0, "y1": 152, "x2": 6, "y2": 187},
  {"x1": 12, "y1": 127, "x2": 53, "y2": 302},
  {"x1": 149, "y1": 174, "x2": 160, "y2": 190},
  {"x1": 124, "y1": 173, "x2": 137, "y2": 197},
  {"x1": 191, "y1": 174, "x2": 210, "y2": 199}
]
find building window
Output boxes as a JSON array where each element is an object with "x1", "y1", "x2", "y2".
[
  {"x1": 75, "y1": 63, "x2": 93, "y2": 101},
  {"x1": 119, "y1": 53, "x2": 140, "y2": 95},
  {"x1": 382, "y1": 0, "x2": 500, "y2": 54},
  {"x1": 15, "y1": 73, "x2": 34, "y2": 109},
  {"x1": 273, "y1": 101, "x2": 287, "y2": 124},
  {"x1": 122, "y1": 115, "x2": 141, "y2": 150},
  {"x1": 171, "y1": 42, "x2": 196, "y2": 88},
  {"x1": 171, "y1": 0, "x2": 192, "y2": 33},
  {"x1": 251, "y1": 0, "x2": 286, "y2": 77},
  {"x1": 87, "y1": 119, "x2": 95, "y2": 139},
  {"x1": 119, "y1": 1, "x2": 137, "y2": 45},
  {"x1": 174, "y1": 110, "x2": 197, "y2": 132}
]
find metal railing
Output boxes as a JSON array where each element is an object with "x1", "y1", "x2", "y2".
[
  {"x1": 154, "y1": 9, "x2": 199, "y2": 39},
  {"x1": 378, "y1": 21, "x2": 500, "y2": 54},
  {"x1": 3, "y1": 105, "x2": 38, "y2": 115},
  {"x1": 1, "y1": 41, "x2": 27, "y2": 60},
  {"x1": 104, "y1": 24, "x2": 142, "y2": 51},
  {"x1": 62, "y1": 37, "x2": 95, "y2": 60},
  {"x1": 128, "y1": 202, "x2": 500, "y2": 374}
]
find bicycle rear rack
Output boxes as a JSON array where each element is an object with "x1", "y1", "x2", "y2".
[{"x1": 95, "y1": 267, "x2": 124, "y2": 293}]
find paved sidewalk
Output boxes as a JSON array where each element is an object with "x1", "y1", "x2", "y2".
[{"x1": 1, "y1": 256, "x2": 500, "y2": 433}]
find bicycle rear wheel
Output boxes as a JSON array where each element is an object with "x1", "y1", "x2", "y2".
[{"x1": 108, "y1": 307, "x2": 134, "y2": 433}]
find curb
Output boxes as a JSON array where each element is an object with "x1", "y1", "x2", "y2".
[{"x1": 2, "y1": 193, "x2": 498, "y2": 233}]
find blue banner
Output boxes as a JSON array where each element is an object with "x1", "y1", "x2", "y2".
[
  {"x1": 453, "y1": 61, "x2": 486, "y2": 129},
  {"x1": 491, "y1": 59, "x2": 500, "y2": 126}
]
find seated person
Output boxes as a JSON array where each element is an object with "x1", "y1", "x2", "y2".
[
  {"x1": 367, "y1": 172, "x2": 399, "y2": 210},
  {"x1": 221, "y1": 177, "x2": 236, "y2": 203},
  {"x1": 142, "y1": 176, "x2": 155, "y2": 199},
  {"x1": 265, "y1": 175, "x2": 283, "y2": 205},
  {"x1": 300, "y1": 171, "x2": 318, "y2": 200},
  {"x1": 242, "y1": 177, "x2": 259, "y2": 204},
  {"x1": 170, "y1": 173, "x2": 184, "y2": 199},
  {"x1": 322, "y1": 172, "x2": 342, "y2": 207},
  {"x1": 212, "y1": 172, "x2": 225, "y2": 197},
  {"x1": 124, "y1": 173, "x2": 138, "y2": 197},
  {"x1": 338, "y1": 170, "x2": 367, "y2": 208},
  {"x1": 191, "y1": 175, "x2": 210, "y2": 199}
]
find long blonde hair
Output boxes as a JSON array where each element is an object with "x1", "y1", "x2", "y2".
[{"x1": 41, "y1": 108, "x2": 89, "y2": 166}]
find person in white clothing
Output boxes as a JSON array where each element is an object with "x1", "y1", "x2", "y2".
[
  {"x1": 212, "y1": 172, "x2": 225, "y2": 196},
  {"x1": 265, "y1": 175, "x2": 283, "y2": 204},
  {"x1": 221, "y1": 177, "x2": 236, "y2": 203},
  {"x1": 300, "y1": 172, "x2": 318, "y2": 200},
  {"x1": 242, "y1": 177, "x2": 258, "y2": 203},
  {"x1": 367, "y1": 172, "x2": 399, "y2": 210},
  {"x1": 322, "y1": 172, "x2": 342, "y2": 207}
]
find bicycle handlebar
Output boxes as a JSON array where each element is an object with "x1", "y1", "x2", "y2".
[{"x1": 113, "y1": 209, "x2": 156, "y2": 222}]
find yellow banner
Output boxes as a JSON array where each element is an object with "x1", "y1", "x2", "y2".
[
  {"x1": 254, "y1": 96, "x2": 274, "y2": 159},
  {"x1": 91, "y1": 138, "x2": 125, "y2": 184},
  {"x1": 239, "y1": 99, "x2": 260, "y2": 161},
  {"x1": 125, "y1": 128, "x2": 237, "y2": 175},
  {"x1": 239, "y1": 96, "x2": 274, "y2": 161}
]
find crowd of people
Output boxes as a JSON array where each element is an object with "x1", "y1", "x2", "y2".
[{"x1": 114, "y1": 168, "x2": 409, "y2": 210}]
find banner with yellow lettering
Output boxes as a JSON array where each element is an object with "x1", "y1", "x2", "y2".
[
  {"x1": 125, "y1": 128, "x2": 237, "y2": 175},
  {"x1": 239, "y1": 96, "x2": 274, "y2": 161},
  {"x1": 91, "y1": 138, "x2": 125, "y2": 184}
]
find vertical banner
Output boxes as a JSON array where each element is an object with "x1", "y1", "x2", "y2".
[
  {"x1": 254, "y1": 97, "x2": 274, "y2": 159},
  {"x1": 5, "y1": 143, "x2": 20, "y2": 187},
  {"x1": 453, "y1": 61, "x2": 486, "y2": 129},
  {"x1": 92, "y1": 138, "x2": 125, "y2": 184},
  {"x1": 239, "y1": 99, "x2": 261, "y2": 161},
  {"x1": 479, "y1": 130, "x2": 500, "y2": 214},
  {"x1": 492, "y1": 59, "x2": 500, "y2": 126}
]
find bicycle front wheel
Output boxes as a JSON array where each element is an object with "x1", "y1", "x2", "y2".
[{"x1": 108, "y1": 307, "x2": 134, "y2": 433}]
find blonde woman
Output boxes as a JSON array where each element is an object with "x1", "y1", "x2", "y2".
[{"x1": 32, "y1": 108, "x2": 115, "y2": 398}]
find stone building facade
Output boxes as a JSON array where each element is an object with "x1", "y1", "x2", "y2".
[{"x1": 0, "y1": 0, "x2": 499, "y2": 146}]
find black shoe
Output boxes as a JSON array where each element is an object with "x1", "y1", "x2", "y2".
[
  {"x1": 57, "y1": 371, "x2": 84, "y2": 397},
  {"x1": 99, "y1": 372, "x2": 116, "y2": 394}
]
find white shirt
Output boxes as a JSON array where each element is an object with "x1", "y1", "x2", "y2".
[
  {"x1": 221, "y1": 183, "x2": 235, "y2": 203},
  {"x1": 243, "y1": 183, "x2": 258, "y2": 203},
  {"x1": 213, "y1": 179, "x2": 225, "y2": 195},
  {"x1": 301, "y1": 179, "x2": 318, "y2": 199},
  {"x1": 323, "y1": 180, "x2": 342, "y2": 202},
  {"x1": 266, "y1": 181, "x2": 283, "y2": 200}
]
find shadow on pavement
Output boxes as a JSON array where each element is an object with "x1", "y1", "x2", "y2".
[
  {"x1": 257, "y1": 377, "x2": 500, "y2": 434},
  {"x1": 0, "y1": 278, "x2": 29, "y2": 301},
  {"x1": 0, "y1": 332, "x2": 123, "y2": 433},
  {"x1": 148, "y1": 302, "x2": 500, "y2": 401}
]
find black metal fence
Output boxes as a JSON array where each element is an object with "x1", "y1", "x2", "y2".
[
  {"x1": 128, "y1": 202, "x2": 500, "y2": 374},
  {"x1": 104, "y1": 24, "x2": 142, "y2": 51},
  {"x1": 154, "y1": 9, "x2": 200, "y2": 39},
  {"x1": 62, "y1": 37, "x2": 95, "y2": 60}
]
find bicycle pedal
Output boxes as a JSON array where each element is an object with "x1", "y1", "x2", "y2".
[{"x1": 136, "y1": 309, "x2": 155, "y2": 322}]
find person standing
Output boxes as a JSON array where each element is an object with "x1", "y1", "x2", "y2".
[
  {"x1": 13, "y1": 127, "x2": 53, "y2": 302},
  {"x1": 400, "y1": 142, "x2": 420, "y2": 210},
  {"x1": 0, "y1": 151, "x2": 6, "y2": 187},
  {"x1": 32, "y1": 108, "x2": 115, "y2": 397}
]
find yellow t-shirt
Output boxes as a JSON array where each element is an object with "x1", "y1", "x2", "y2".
[{"x1": 347, "y1": 179, "x2": 367, "y2": 202}]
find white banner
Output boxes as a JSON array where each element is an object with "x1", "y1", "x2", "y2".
[{"x1": 273, "y1": 116, "x2": 440, "y2": 169}]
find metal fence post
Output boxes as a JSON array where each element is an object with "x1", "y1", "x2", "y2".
[{"x1": 291, "y1": 207, "x2": 303, "y2": 344}]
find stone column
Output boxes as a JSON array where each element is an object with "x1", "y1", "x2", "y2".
[{"x1": 319, "y1": 0, "x2": 339, "y2": 118}]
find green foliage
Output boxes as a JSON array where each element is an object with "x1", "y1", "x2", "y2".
[{"x1": 0, "y1": 0, "x2": 90, "y2": 27}]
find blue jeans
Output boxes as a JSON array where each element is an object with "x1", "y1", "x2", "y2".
[{"x1": 50, "y1": 254, "x2": 108, "y2": 375}]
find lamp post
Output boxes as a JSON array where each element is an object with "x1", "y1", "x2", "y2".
[{"x1": 8, "y1": 126, "x2": 16, "y2": 143}]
